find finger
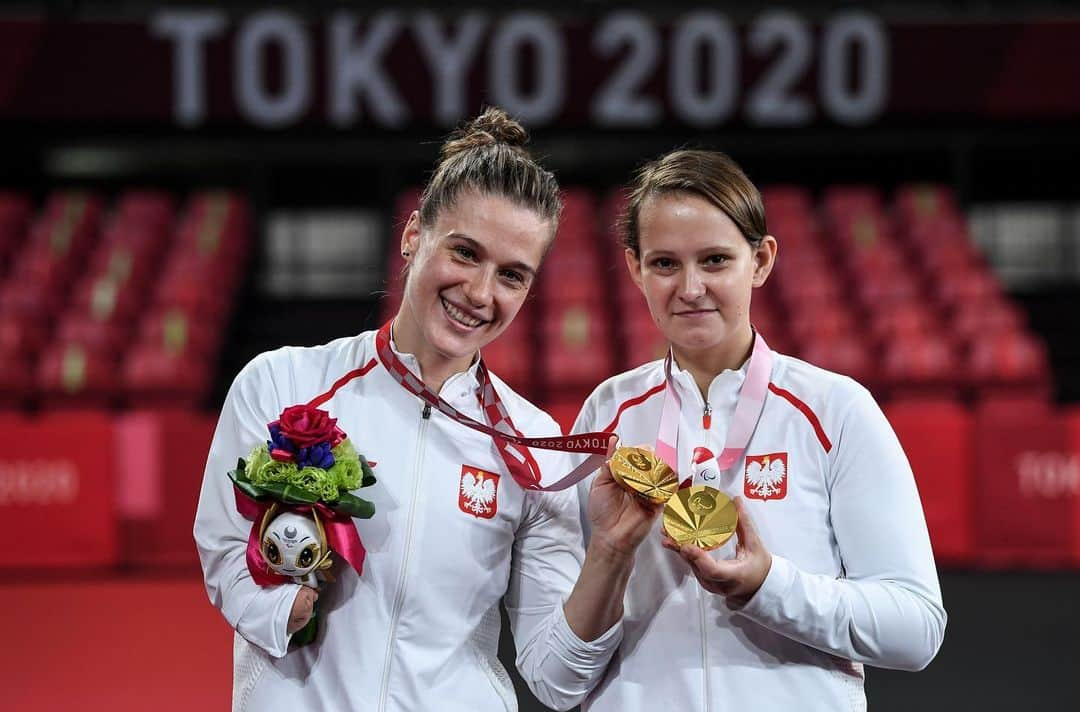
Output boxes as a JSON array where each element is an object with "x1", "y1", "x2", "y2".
[
  {"x1": 660, "y1": 533, "x2": 681, "y2": 552},
  {"x1": 605, "y1": 434, "x2": 619, "y2": 458},
  {"x1": 679, "y1": 544, "x2": 737, "y2": 581}
]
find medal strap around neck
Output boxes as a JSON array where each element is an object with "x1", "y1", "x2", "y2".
[
  {"x1": 655, "y1": 332, "x2": 774, "y2": 486},
  {"x1": 373, "y1": 322, "x2": 609, "y2": 491}
]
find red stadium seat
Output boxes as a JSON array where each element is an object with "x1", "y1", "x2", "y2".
[
  {"x1": 798, "y1": 334, "x2": 877, "y2": 389},
  {"x1": 853, "y1": 267, "x2": 921, "y2": 311},
  {"x1": 622, "y1": 319, "x2": 669, "y2": 370},
  {"x1": 0, "y1": 312, "x2": 49, "y2": 358},
  {"x1": 542, "y1": 302, "x2": 614, "y2": 392},
  {"x1": 787, "y1": 304, "x2": 857, "y2": 350},
  {"x1": 0, "y1": 272, "x2": 67, "y2": 321},
  {"x1": 114, "y1": 190, "x2": 176, "y2": 232},
  {"x1": 762, "y1": 185, "x2": 814, "y2": 220},
  {"x1": 122, "y1": 343, "x2": 212, "y2": 409},
  {"x1": 69, "y1": 276, "x2": 142, "y2": 324},
  {"x1": 950, "y1": 299, "x2": 1026, "y2": 346},
  {"x1": 869, "y1": 302, "x2": 942, "y2": 346},
  {"x1": 54, "y1": 312, "x2": 130, "y2": 356},
  {"x1": 881, "y1": 335, "x2": 960, "y2": 399},
  {"x1": 893, "y1": 183, "x2": 958, "y2": 225},
  {"x1": 35, "y1": 342, "x2": 119, "y2": 409},
  {"x1": 481, "y1": 308, "x2": 537, "y2": 396},
  {"x1": 823, "y1": 185, "x2": 884, "y2": 222},
  {"x1": 137, "y1": 307, "x2": 221, "y2": 358},
  {"x1": 935, "y1": 267, "x2": 1002, "y2": 308},
  {"x1": 0, "y1": 349, "x2": 32, "y2": 408},
  {"x1": 968, "y1": 330, "x2": 1051, "y2": 400}
]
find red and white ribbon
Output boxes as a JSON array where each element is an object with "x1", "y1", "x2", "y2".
[{"x1": 371, "y1": 322, "x2": 609, "y2": 491}]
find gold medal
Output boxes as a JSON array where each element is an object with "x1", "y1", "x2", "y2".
[
  {"x1": 663, "y1": 486, "x2": 738, "y2": 551},
  {"x1": 608, "y1": 446, "x2": 679, "y2": 505}
]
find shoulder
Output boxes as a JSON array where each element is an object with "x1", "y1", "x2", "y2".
[
  {"x1": 231, "y1": 333, "x2": 374, "y2": 392},
  {"x1": 579, "y1": 360, "x2": 667, "y2": 429},
  {"x1": 769, "y1": 352, "x2": 882, "y2": 443}
]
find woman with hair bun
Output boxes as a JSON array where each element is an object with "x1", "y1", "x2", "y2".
[
  {"x1": 572, "y1": 149, "x2": 946, "y2": 711},
  {"x1": 195, "y1": 108, "x2": 658, "y2": 711}
]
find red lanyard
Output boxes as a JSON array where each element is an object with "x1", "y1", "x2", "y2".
[{"x1": 370, "y1": 322, "x2": 609, "y2": 491}]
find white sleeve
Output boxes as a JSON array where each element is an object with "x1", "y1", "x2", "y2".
[
  {"x1": 735, "y1": 384, "x2": 947, "y2": 671},
  {"x1": 570, "y1": 395, "x2": 602, "y2": 546},
  {"x1": 505, "y1": 420, "x2": 622, "y2": 711},
  {"x1": 193, "y1": 353, "x2": 303, "y2": 658}
]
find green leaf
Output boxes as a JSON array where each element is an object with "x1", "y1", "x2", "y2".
[
  {"x1": 254, "y1": 481, "x2": 289, "y2": 498},
  {"x1": 334, "y1": 493, "x2": 376, "y2": 519},
  {"x1": 360, "y1": 457, "x2": 376, "y2": 487},
  {"x1": 280, "y1": 484, "x2": 321, "y2": 504},
  {"x1": 232, "y1": 479, "x2": 267, "y2": 500},
  {"x1": 228, "y1": 459, "x2": 251, "y2": 484}
]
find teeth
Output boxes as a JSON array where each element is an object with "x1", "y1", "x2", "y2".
[{"x1": 442, "y1": 298, "x2": 484, "y2": 327}]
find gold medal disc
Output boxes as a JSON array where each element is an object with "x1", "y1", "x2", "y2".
[
  {"x1": 663, "y1": 486, "x2": 738, "y2": 551},
  {"x1": 608, "y1": 446, "x2": 679, "y2": 505}
]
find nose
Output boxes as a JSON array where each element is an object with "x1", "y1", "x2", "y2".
[
  {"x1": 678, "y1": 264, "x2": 706, "y2": 302},
  {"x1": 462, "y1": 265, "x2": 496, "y2": 308}
]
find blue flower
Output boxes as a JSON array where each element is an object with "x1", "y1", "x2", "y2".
[{"x1": 296, "y1": 442, "x2": 336, "y2": 470}]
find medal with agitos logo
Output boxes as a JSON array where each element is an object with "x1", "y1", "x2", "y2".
[
  {"x1": 608, "y1": 446, "x2": 679, "y2": 505},
  {"x1": 662, "y1": 485, "x2": 738, "y2": 551}
]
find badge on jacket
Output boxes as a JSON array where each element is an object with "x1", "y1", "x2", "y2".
[
  {"x1": 459, "y1": 465, "x2": 500, "y2": 518},
  {"x1": 744, "y1": 452, "x2": 788, "y2": 501}
]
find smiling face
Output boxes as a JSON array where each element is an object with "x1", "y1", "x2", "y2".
[
  {"x1": 395, "y1": 190, "x2": 551, "y2": 384},
  {"x1": 627, "y1": 192, "x2": 776, "y2": 372},
  {"x1": 261, "y1": 511, "x2": 326, "y2": 577}
]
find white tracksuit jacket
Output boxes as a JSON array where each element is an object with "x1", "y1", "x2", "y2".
[
  {"x1": 194, "y1": 330, "x2": 620, "y2": 712},
  {"x1": 573, "y1": 350, "x2": 946, "y2": 712}
]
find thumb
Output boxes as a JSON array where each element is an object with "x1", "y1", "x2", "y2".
[
  {"x1": 605, "y1": 434, "x2": 619, "y2": 458},
  {"x1": 733, "y1": 497, "x2": 763, "y2": 551}
]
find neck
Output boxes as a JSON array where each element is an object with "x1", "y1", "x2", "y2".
[
  {"x1": 671, "y1": 324, "x2": 755, "y2": 399},
  {"x1": 391, "y1": 306, "x2": 474, "y2": 394}
]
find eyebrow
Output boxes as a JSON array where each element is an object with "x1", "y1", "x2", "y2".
[{"x1": 447, "y1": 233, "x2": 538, "y2": 278}]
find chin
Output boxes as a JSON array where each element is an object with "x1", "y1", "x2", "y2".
[{"x1": 430, "y1": 319, "x2": 494, "y2": 358}]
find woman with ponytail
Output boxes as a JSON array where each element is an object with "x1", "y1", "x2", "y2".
[{"x1": 195, "y1": 108, "x2": 658, "y2": 711}]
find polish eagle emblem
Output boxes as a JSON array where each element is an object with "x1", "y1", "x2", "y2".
[
  {"x1": 744, "y1": 453, "x2": 789, "y2": 501},
  {"x1": 459, "y1": 466, "x2": 500, "y2": 519}
]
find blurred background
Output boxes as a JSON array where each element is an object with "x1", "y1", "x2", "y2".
[{"x1": 2, "y1": 1, "x2": 1079, "y2": 710}]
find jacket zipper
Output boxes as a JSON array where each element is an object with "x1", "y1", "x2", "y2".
[
  {"x1": 702, "y1": 401, "x2": 712, "y2": 430},
  {"x1": 376, "y1": 402, "x2": 431, "y2": 711},
  {"x1": 700, "y1": 592, "x2": 710, "y2": 711}
]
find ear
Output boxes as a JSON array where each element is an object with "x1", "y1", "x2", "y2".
[
  {"x1": 624, "y1": 247, "x2": 645, "y2": 294},
  {"x1": 751, "y1": 234, "x2": 778, "y2": 288},
  {"x1": 400, "y1": 211, "x2": 422, "y2": 261}
]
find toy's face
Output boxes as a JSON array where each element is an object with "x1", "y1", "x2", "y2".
[{"x1": 261, "y1": 512, "x2": 325, "y2": 577}]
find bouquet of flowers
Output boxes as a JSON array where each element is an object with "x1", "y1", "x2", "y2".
[{"x1": 228, "y1": 404, "x2": 375, "y2": 646}]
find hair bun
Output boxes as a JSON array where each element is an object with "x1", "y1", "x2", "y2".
[{"x1": 441, "y1": 106, "x2": 529, "y2": 160}]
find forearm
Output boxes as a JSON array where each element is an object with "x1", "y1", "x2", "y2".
[
  {"x1": 563, "y1": 536, "x2": 635, "y2": 641},
  {"x1": 735, "y1": 555, "x2": 946, "y2": 671},
  {"x1": 196, "y1": 514, "x2": 302, "y2": 657}
]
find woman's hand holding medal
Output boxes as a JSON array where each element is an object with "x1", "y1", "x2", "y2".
[
  {"x1": 586, "y1": 438, "x2": 666, "y2": 558},
  {"x1": 661, "y1": 497, "x2": 772, "y2": 605},
  {"x1": 603, "y1": 444, "x2": 771, "y2": 604}
]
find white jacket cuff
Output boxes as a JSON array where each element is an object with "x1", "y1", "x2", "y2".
[{"x1": 229, "y1": 582, "x2": 304, "y2": 658}]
